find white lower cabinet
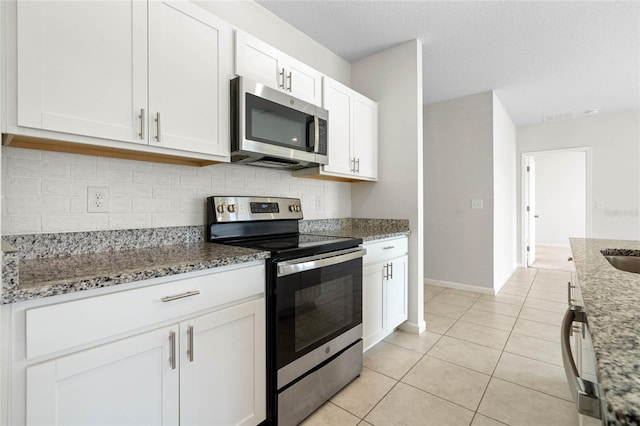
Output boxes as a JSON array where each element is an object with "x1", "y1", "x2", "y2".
[
  {"x1": 362, "y1": 237, "x2": 408, "y2": 351},
  {"x1": 26, "y1": 325, "x2": 180, "y2": 425},
  {"x1": 6, "y1": 264, "x2": 266, "y2": 426}
]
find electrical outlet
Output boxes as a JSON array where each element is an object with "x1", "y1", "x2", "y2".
[
  {"x1": 87, "y1": 187, "x2": 108, "y2": 213},
  {"x1": 316, "y1": 195, "x2": 323, "y2": 211},
  {"x1": 471, "y1": 199, "x2": 483, "y2": 209}
]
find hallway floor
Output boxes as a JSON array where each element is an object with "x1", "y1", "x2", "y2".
[
  {"x1": 301, "y1": 268, "x2": 577, "y2": 426},
  {"x1": 531, "y1": 244, "x2": 576, "y2": 272}
]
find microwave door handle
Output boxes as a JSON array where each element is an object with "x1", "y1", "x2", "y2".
[
  {"x1": 561, "y1": 306, "x2": 603, "y2": 420},
  {"x1": 314, "y1": 115, "x2": 320, "y2": 153}
]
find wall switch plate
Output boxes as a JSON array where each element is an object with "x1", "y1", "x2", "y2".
[
  {"x1": 471, "y1": 199, "x2": 483, "y2": 209},
  {"x1": 315, "y1": 195, "x2": 323, "y2": 211},
  {"x1": 87, "y1": 187, "x2": 108, "y2": 213}
]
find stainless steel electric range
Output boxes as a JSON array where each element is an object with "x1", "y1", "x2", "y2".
[{"x1": 206, "y1": 196, "x2": 365, "y2": 426}]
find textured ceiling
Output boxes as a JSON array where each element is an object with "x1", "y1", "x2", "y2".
[{"x1": 257, "y1": 1, "x2": 640, "y2": 126}]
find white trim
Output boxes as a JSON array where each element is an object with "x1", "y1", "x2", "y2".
[
  {"x1": 398, "y1": 320, "x2": 426, "y2": 335},
  {"x1": 493, "y1": 264, "x2": 518, "y2": 294},
  {"x1": 424, "y1": 278, "x2": 494, "y2": 295},
  {"x1": 520, "y1": 146, "x2": 592, "y2": 268}
]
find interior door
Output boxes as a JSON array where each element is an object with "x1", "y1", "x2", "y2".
[{"x1": 527, "y1": 157, "x2": 537, "y2": 266}]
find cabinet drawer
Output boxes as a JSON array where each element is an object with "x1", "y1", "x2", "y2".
[
  {"x1": 26, "y1": 264, "x2": 264, "y2": 360},
  {"x1": 363, "y1": 237, "x2": 408, "y2": 265}
]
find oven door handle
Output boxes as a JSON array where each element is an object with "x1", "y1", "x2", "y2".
[{"x1": 277, "y1": 247, "x2": 366, "y2": 277}]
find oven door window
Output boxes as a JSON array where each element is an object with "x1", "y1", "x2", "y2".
[
  {"x1": 276, "y1": 257, "x2": 362, "y2": 369},
  {"x1": 246, "y1": 93, "x2": 314, "y2": 151}
]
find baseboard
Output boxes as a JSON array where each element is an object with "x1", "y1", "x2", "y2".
[
  {"x1": 399, "y1": 320, "x2": 426, "y2": 335},
  {"x1": 424, "y1": 278, "x2": 494, "y2": 295}
]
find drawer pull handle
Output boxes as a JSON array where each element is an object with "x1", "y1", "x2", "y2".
[
  {"x1": 161, "y1": 290, "x2": 200, "y2": 303},
  {"x1": 383, "y1": 246, "x2": 395, "y2": 250}
]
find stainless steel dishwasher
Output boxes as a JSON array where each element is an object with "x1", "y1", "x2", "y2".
[{"x1": 562, "y1": 276, "x2": 605, "y2": 426}]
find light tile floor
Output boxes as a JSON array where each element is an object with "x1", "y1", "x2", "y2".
[{"x1": 301, "y1": 268, "x2": 578, "y2": 426}]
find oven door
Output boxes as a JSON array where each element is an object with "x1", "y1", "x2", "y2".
[{"x1": 275, "y1": 247, "x2": 365, "y2": 389}]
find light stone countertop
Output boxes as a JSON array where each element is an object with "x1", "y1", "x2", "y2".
[
  {"x1": 1, "y1": 219, "x2": 410, "y2": 305},
  {"x1": 570, "y1": 238, "x2": 640, "y2": 426}
]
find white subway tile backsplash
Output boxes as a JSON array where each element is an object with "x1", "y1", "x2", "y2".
[
  {"x1": 110, "y1": 183, "x2": 152, "y2": 199},
  {"x1": 108, "y1": 199, "x2": 132, "y2": 213},
  {"x1": 7, "y1": 158, "x2": 43, "y2": 177},
  {"x1": 133, "y1": 171, "x2": 172, "y2": 185},
  {"x1": 179, "y1": 174, "x2": 212, "y2": 189},
  {"x1": 42, "y1": 214, "x2": 98, "y2": 232},
  {"x1": 42, "y1": 197, "x2": 69, "y2": 214},
  {"x1": 4, "y1": 177, "x2": 40, "y2": 196},
  {"x1": 108, "y1": 213, "x2": 152, "y2": 229},
  {"x1": 97, "y1": 167, "x2": 133, "y2": 183},
  {"x1": 1, "y1": 148, "x2": 352, "y2": 235},
  {"x1": 70, "y1": 164, "x2": 97, "y2": 180},
  {"x1": 6, "y1": 196, "x2": 41, "y2": 214},
  {"x1": 152, "y1": 185, "x2": 172, "y2": 199},
  {"x1": 41, "y1": 162, "x2": 71, "y2": 179}
]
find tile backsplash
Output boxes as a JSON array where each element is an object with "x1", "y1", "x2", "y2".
[{"x1": 1, "y1": 147, "x2": 352, "y2": 235}]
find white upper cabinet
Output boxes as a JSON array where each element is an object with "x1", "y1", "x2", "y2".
[
  {"x1": 296, "y1": 77, "x2": 377, "y2": 181},
  {"x1": 148, "y1": 1, "x2": 230, "y2": 156},
  {"x1": 13, "y1": 0, "x2": 231, "y2": 161},
  {"x1": 235, "y1": 31, "x2": 322, "y2": 106},
  {"x1": 17, "y1": 0, "x2": 148, "y2": 144}
]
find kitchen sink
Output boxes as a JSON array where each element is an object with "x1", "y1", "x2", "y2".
[{"x1": 602, "y1": 250, "x2": 640, "y2": 274}]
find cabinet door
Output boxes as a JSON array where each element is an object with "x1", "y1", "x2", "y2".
[
  {"x1": 323, "y1": 78, "x2": 353, "y2": 175},
  {"x1": 17, "y1": 0, "x2": 147, "y2": 144},
  {"x1": 363, "y1": 262, "x2": 386, "y2": 352},
  {"x1": 235, "y1": 31, "x2": 284, "y2": 91},
  {"x1": 148, "y1": 1, "x2": 231, "y2": 156},
  {"x1": 286, "y1": 58, "x2": 322, "y2": 105},
  {"x1": 353, "y1": 93, "x2": 378, "y2": 180},
  {"x1": 386, "y1": 255, "x2": 408, "y2": 331},
  {"x1": 180, "y1": 298, "x2": 266, "y2": 426},
  {"x1": 26, "y1": 325, "x2": 179, "y2": 426}
]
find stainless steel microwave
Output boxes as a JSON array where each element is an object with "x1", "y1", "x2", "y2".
[{"x1": 230, "y1": 76, "x2": 328, "y2": 170}]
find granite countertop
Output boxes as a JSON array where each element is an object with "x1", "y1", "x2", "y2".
[
  {"x1": 2, "y1": 242, "x2": 269, "y2": 304},
  {"x1": 2, "y1": 219, "x2": 410, "y2": 305},
  {"x1": 569, "y1": 238, "x2": 640, "y2": 425}
]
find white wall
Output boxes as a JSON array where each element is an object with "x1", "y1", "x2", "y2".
[
  {"x1": 424, "y1": 92, "x2": 495, "y2": 289},
  {"x1": 351, "y1": 40, "x2": 425, "y2": 334},
  {"x1": 517, "y1": 110, "x2": 640, "y2": 260},
  {"x1": 534, "y1": 152, "x2": 586, "y2": 246},
  {"x1": 492, "y1": 93, "x2": 517, "y2": 290},
  {"x1": 1, "y1": 147, "x2": 351, "y2": 234},
  {"x1": 194, "y1": 0, "x2": 351, "y2": 86}
]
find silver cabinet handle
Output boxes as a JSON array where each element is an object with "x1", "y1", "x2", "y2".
[
  {"x1": 351, "y1": 158, "x2": 356, "y2": 173},
  {"x1": 287, "y1": 71, "x2": 292, "y2": 92},
  {"x1": 561, "y1": 306, "x2": 602, "y2": 420},
  {"x1": 154, "y1": 112, "x2": 161, "y2": 142},
  {"x1": 169, "y1": 330, "x2": 176, "y2": 370},
  {"x1": 389, "y1": 262, "x2": 393, "y2": 279},
  {"x1": 138, "y1": 108, "x2": 145, "y2": 140},
  {"x1": 383, "y1": 246, "x2": 395, "y2": 250},
  {"x1": 279, "y1": 68, "x2": 286, "y2": 89},
  {"x1": 187, "y1": 325, "x2": 194, "y2": 362},
  {"x1": 356, "y1": 158, "x2": 360, "y2": 174},
  {"x1": 161, "y1": 290, "x2": 200, "y2": 303},
  {"x1": 383, "y1": 264, "x2": 388, "y2": 280}
]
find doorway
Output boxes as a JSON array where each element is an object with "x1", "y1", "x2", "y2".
[{"x1": 522, "y1": 147, "x2": 591, "y2": 270}]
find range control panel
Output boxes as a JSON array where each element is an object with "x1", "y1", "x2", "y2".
[{"x1": 208, "y1": 196, "x2": 303, "y2": 223}]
